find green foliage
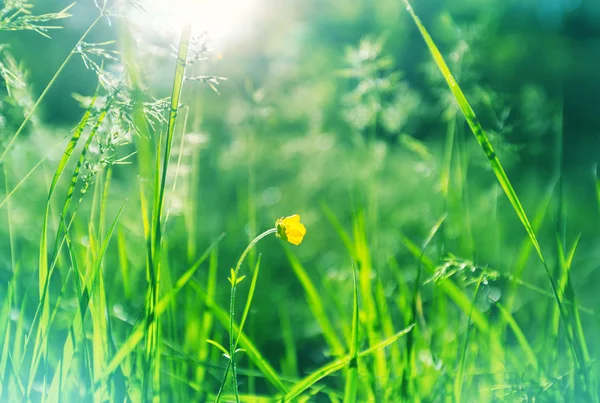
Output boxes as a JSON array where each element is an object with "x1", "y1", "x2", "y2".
[{"x1": 0, "y1": 0, "x2": 599, "y2": 401}]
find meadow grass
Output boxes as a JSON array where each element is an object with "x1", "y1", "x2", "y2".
[{"x1": 0, "y1": 0, "x2": 599, "y2": 402}]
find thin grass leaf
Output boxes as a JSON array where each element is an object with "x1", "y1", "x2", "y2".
[
  {"x1": 595, "y1": 165, "x2": 600, "y2": 217},
  {"x1": 399, "y1": 233, "x2": 489, "y2": 333},
  {"x1": 403, "y1": 214, "x2": 446, "y2": 398},
  {"x1": 196, "y1": 248, "x2": 219, "y2": 387},
  {"x1": 116, "y1": 227, "x2": 131, "y2": 299},
  {"x1": 0, "y1": 156, "x2": 47, "y2": 210},
  {"x1": 46, "y1": 202, "x2": 126, "y2": 401},
  {"x1": 49, "y1": 85, "x2": 101, "y2": 198},
  {"x1": 343, "y1": 261, "x2": 359, "y2": 403},
  {"x1": 551, "y1": 234, "x2": 581, "y2": 343},
  {"x1": 0, "y1": 284, "x2": 12, "y2": 397},
  {"x1": 352, "y1": 210, "x2": 387, "y2": 392},
  {"x1": 235, "y1": 255, "x2": 262, "y2": 349},
  {"x1": 0, "y1": 14, "x2": 101, "y2": 162},
  {"x1": 142, "y1": 24, "x2": 191, "y2": 401},
  {"x1": 284, "y1": 247, "x2": 344, "y2": 356},
  {"x1": 189, "y1": 280, "x2": 288, "y2": 395},
  {"x1": 321, "y1": 202, "x2": 354, "y2": 255},
  {"x1": 29, "y1": 96, "x2": 111, "y2": 398},
  {"x1": 206, "y1": 340, "x2": 230, "y2": 358},
  {"x1": 495, "y1": 302, "x2": 539, "y2": 371},
  {"x1": 98, "y1": 234, "x2": 224, "y2": 381},
  {"x1": 559, "y1": 236, "x2": 596, "y2": 401},
  {"x1": 454, "y1": 274, "x2": 483, "y2": 402},
  {"x1": 278, "y1": 305, "x2": 298, "y2": 378},
  {"x1": 503, "y1": 180, "x2": 556, "y2": 313},
  {"x1": 283, "y1": 325, "x2": 414, "y2": 402},
  {"x1": 89, "y1": 168, "x2": 114, "y2": 399}
]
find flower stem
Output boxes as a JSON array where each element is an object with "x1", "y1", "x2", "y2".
[{"x1": 216, "y1": 227, "x2": 276, "y2": 403}]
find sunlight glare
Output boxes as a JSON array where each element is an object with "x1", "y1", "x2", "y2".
[{"x1": 141, "y1": 0, "x2": 262, "y2": 45}]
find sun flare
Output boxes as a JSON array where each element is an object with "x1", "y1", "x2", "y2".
[{"x1": 138, "y1": 0, "x2": 262, "y2": 45}]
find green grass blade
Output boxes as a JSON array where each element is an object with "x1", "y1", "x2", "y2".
[
  {"x1": 559, "y1": 235, "x2": 595, "y2": 400},
  {"x1": 495, "y1": 302, "x2": 539, "y2": 371},
  {"x1": 235, "y1": 255, "x2": 262, "y2": 349},
  {"x1": 343, "y1": 261, "x2": 359, "y2": 403},
  {"x1": 0, "y1": 15, "x2": 101, "y2": 162},
  {"x1": 503, "y1": 180, "x2": 556, "y2": 313},
  {"x1": 0, "y1": 156, "x2": 47, "y2": 210},
  {"x1": 30, "y1": 105, "x2": 111, "y2": 394},
  {"x1": 46, "y1": 201, "x2": 125, "y2": 401},
  {"x1": 352, "y1": 211, "x2": 386, "y2": 393},
  {"x1": 454, "y1": 275, "x2": 483, "y2": 402},
  {"x1": 189, "y1": 280, "x2": 288, "y2": 394},
  {"x1": 321, "y1": 203, "x2": 354, "y2": 255},
  {"x1": 151, "y1": 24, "x2": 191, "y2": 256},
  {"x1": 399, "y1": 233, "x2": 489, "y2": 333},
  {"x1": 284, "y1": 247, "x2": 344, "y2": 356},
  {"x1": 196, "y1": 248, "x2": 219, "y2": 386},
  {"x1": 117, "y1": 227, "x2": 131, "y2": 299},
  {"x1": 403, "y1": 214, "x2": 446, "y2": 398},
  {"x1": 283, "y1": 325, "x2": 414, "y2": 402},
  {"x1": 49, "y1": 85, "x2": 100, "y2": 198},
  {"x1": 143, "y1": 25, "x2": 191, "y2": 401},
  {"x1": 98, "y1": 234, "x2": 224, "y2": 381},
  {"x1": 0, "y1": 284, "x2": 13, "y2": 397},
  {"x1": 278, "y1": 306, "x2": 298, "y2": 378},
  {"x1": 595, "y1": 165, "x2": 600, "y2": 217}
]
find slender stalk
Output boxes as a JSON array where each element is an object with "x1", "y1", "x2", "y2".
[
  {"x1": 216, "y1": 228, "x2": 276, "y2": 403},
  {"x1": 454, "y1": 274, "x2": 483, "y2": 403}
]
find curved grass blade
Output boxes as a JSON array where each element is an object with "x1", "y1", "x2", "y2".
[
  {"x1": 495, "y1": 302, "x2": 539, "y2": 371},
  {"x1": 97, "y1": 234, "x2": 224, "y2": 382},
  {"x1": 188, "y1": 280, "x2": 288, "y2": 395},
  {"x1": 284, "y1": 247, "x2": 344, "y2": 356},
  {"x1": 46, "y1": 202, "x2": 126, "y2": 401},
  {"x1": 283, "y1": 325, "x2": 414, "y2": 402}
]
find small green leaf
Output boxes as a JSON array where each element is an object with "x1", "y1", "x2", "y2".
[
  {"x1": 206, "y1": 339, "x2": 230, "y2": 357},
  {"x1": 228, "y1": 268, "x2": 236, "y2": 286}
]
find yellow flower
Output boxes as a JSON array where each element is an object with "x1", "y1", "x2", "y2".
[{"x1": 276, "y1": 214, "x2": 306, "y2": 245}]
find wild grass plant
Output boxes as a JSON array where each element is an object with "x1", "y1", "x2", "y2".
[{"x1": 0, "y1": 0, "x2": 599, "y2": 402}]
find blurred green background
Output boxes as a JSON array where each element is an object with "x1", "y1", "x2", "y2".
[{"x1": 1, "y1": 0, "x2": 600, "y2": 401}]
